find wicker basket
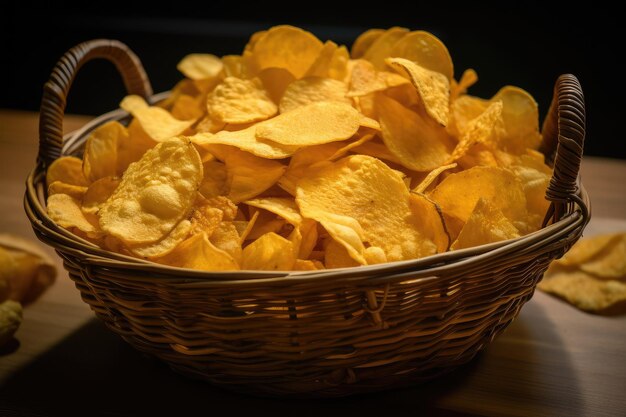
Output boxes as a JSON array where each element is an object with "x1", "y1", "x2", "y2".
[{"x1": 25, "y1": 40, "x2": 590, "y2": 397}]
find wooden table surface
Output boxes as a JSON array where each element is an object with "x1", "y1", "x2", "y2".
[{"x1": 1, "y1": 109, "x2": 625, "y2": 417}]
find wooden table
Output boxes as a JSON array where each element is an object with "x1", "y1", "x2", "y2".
[{"x1": 1, "y1": 109, "x2": 625, "y2": 416}]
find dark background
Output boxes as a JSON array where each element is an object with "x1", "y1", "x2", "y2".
[{"x1": 2, "y1": 2, "x2": 622, "y2": 158}]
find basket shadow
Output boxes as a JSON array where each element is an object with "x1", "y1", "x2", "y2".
[{"x1": 0, "y1": 299, "x2": 583, "y2": 416}]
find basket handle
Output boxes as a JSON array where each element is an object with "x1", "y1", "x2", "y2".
[
  {"x1": 540, "y1": 74, "x2": 589, "y2": 225},
  {"x1": 38, "y1": 39, "x2": 153, "y2": 167}
]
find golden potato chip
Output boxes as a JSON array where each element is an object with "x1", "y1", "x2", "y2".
[
  {"x1": 279, "y1": 77, "x2": 351, "y2": 114},
  {"x1": 221, "y1": 55, "x2": 245, "y2": 78},
  {"x1": 554, "y1": 233, "x2": 623, "y2": 268},
  {"x1": 386, "y1": 57, "x2": 450, "y2": 126},
  {"x1": 492, "y1": 86, "x2": 542, "y2": 153},
  {"x1": 170, "y1": 94, "x2": 204, "y2": 121},
  {"x1": 450, "y1": 198, "x2": 520, "y2": 250},
  {"x1": 82, "y1": 121, "x2": 126, "y2": 182},
  {"x1": 244, "y1": 208, "x2": 286, "y2": 241},
  {"x1": 347, "y1": 59, "x2": 408, "y2": 98},
  {"x1": 446, "y1": 101, "x2": 504, "y2": 163},
  {"x1": 236, "y1": 210, "x2": 259, "y2": 243},
  {"x1": 578, "y1": 234, "x2": 626, "y2": 279},
  {"x1": 177, "y1": 54, "x2": 223, "y2": 80},
  {"x1": 189, "y1": 203, "x2": 224, "y2": 237},
  {"x1": 198, "y1": 160, "x2": 228, "y2": 199},
  {"x1": 209, "y1": 221, "x2": 242, "y2": 263},
  {"x1": 377, "y1": 94, "x2": 450, "y2": 171},
  {"x1": 429, "y1": 166, "x2": 527, "y2": 225},
  {"x1": 328, "y1": 45, "x2": 350, "y2": 82},
  {"x1": 538, "y1": 271, "x2": 626, "y2": 315},
  {"x1": 350, "y1": 139, "x2": 403, "y2": 165},
  {"x1": 257, "y1": 67, "x2": 296, "y2": 103},
  {"x1": 451, "y1": 69, "x2": 478, "y2": 101},
  {"x1": 47, "y1": 194, "x2": 100, "y2": 236},
  {"x1": 256, "y1": 101, "x2": 377, "y2": 146},
  {"x1": 362, "y1": 26, "x2": 408, "y2": 69},
  {"x1": 325, "y1": 239, "x2": 361, "y2": 269},
  {"x1": 116, "y1": 120, "x2": 158, "y2": 174},
  {"x1": 507, "y1": 149, "x2": 552, "y2": 229},
  {"x1": 195, "y1": 116, "x2": 226, "y2": 134},
  {"x1": 292, "y1": 259, "x2": 324, "y2": 271},
  {"x1": 351, "y1": 28, "x2": 385, "y2": 59},
  {"x1": 190, "y1": 125, "x2": 298, "y2": 159},
  {"x1": 81, "y1": 176, "x2": 120, "y2": 215},
  {"x1": 46, "y1": 156, "x2": 88, "y2": 188},
  {"x1": 244, "y1": 198, "x2": 301, "y2": 227},
  {"x1": 216, "y1": 147, "x2": 286, "y2": 203},
  {"x1": 99, "y1": 138, "x2": 203, "y2": 245},
  {"x1": 129, "y1": 219, "x2": 191, "y2": 258},
  {"x1": 158, "y1": 232, "x2": 239, "y2": 271},
  {"x1": 207, "y1": 77, "x2": 277, "y2": 124},
  {"x1": 120, "y1": 95, "x2": 196, "y2": 142},
  {"x1": 246, "y1": 25, "x2": 323, "y2": 78},
  {"x1": 449, "y1": 95, "x2": 490, "y2": 138},
  {"x1": 241, "y1": 232, "x2": 295, "y2": 270},
  {"x1": 48, "y1": 181, "x2": 87, "y2": 199},
  {"x1": 413, "y1": 163, "x2": 457, "y2": 194},
  {"x1": 297, "y1": 155, "x2": 437, "y2": 262},
  {"x1": 390, "y1": 31, "x2": 454, "y2": 80},
  {"x1": 305, "y1": 40, "x2": 339, "y2": 78},
  {"x1": 409, "y1": 192, "x2": 450, "y2": 252}
]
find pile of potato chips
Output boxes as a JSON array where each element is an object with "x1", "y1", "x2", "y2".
[
  {"x1": 539, "y1": 233, "x2": 626, "y2": 314},
  {"x1": 45, "y1": 25, "x2": 554, "y2": 271}
]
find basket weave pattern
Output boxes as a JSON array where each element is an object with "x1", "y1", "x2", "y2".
[{"x1": 25, "y1": 40, "x2": 589, "y2": 397}]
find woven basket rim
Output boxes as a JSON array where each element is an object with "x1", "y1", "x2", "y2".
[{"x1": 26, "y1": 90, "x2": 590, "y2": 287}]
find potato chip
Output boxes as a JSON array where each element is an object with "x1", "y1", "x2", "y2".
[
  {"x1": 538, "y1": 271, "x2": 626, "y2": 315},
  {"x1": 46, "y1": 156, "x2": 89, "y2": 188},
  {"x1": 190, "y1": 125, "x2": 298, "y2": 159},
  {"x1": 48, "y1": 181, "x2": 87, "y2": 199},
  {"x1": 409, "y1": 192, "x2": 450, "y2": 252},
  {"x1": 325, "y1": 238, "x2": 361, "y2": 269},
  {"x1": 158, "y1": 232, "x2": 239, "y2": 271},
  {"x1": 257, "y1": 67, "x2": 296, "y2": 103},
  {"x1": 99, "y1": 138, "x2": 203, "y2": 245},
  {"x1": 170, "y1": 94, "x2": 204, "y2": 121},
  {"x1": 351, "y1": 28, "x2": 385, "y2": 59},
  {"x1": 256, "y1": 101, "x2": 377, "y2": 146},
  {"x1": 446, "y1": 101, "x2": 504, "y2": 163},
  {"x1": 82, "y1": 121, "x2": 125, "y2": 182},
  {"x1": 347, "y1": 59, "x2": 408, "y2": 98},
  {"x1": 507, "y1": 150, "x2": 552, "y2": 229},
  {"x1": 449, "y1": 95, "x2": 490, "y2": 138},
  {"x1": 297, "y1": 155, "x2": 437, "y2": 262},
  {"x1": 450, "y1": 198, "x2": 520, "y2": 250},
  {"x1": 362, "y1": 27, "x2": 409, "y2": 69},
  {"x1": 116, "y1": 120, "x2": 158, "y2": 174},
  {"x1": 305, "y1": 41, "x2": 339, "y2": 78},
  {"x1": 189, "y1": 203, "x2": 224, "y2": 237},
  {"x1": 451, "y1": 69, "x2": 478, "y2": 101},
  {"x1": 292, "y1": 259, "x2": 324, "y2": 271},
  {"x1": 241, "y1": 232, "x2": 295, "y2": 270},
  {"x1": 244, "y1": 198, "x2": 301, "y2": 226},
  {"x1": 129, "y1": 219, "x2": 191, "y2": 258},
  {"x1": 209, "y1": 221, "x2": 243, "y2": 263},
  {"x1": 328, "y1": 46, "x2": 350, "y2": 82},
  {"x1": 120, "y1": 95, "x2": 196, "y2": 142},
  {"x1": 554, "y1": 233, "x2": 623, "y2": 268},
  {"x1": 246, "y1": 25, "x2": 323, "y2": 78},
  {"x1": 198, "y1": 160, "x2": 228, "y2": 199},
  {"x1": 386, "y1": 57, "x2": 450, "y2": 126},
  {"x1": 377, "y1": 94, "x2": 450, "y2": 171},
  {"x1": 195, "y1": 116, "x2": 226, "y2": 134},
  {"x1": 390, "y1": 31, "x2": 454, "y2": 80},
  {"x1": 215, "y1": 147, "x2": 286, "y2": 203},
  {"x1": 413, "y1": 163, "x2": 457, "y2": 194},
  {"x1": 350, "y1": 139, "x2": 404, "y2": 165},
  {"x1": 492, "y1": 86, "x2": 542, "y2": 152},
  {"x1": 429, "y1": 166, "x2": 527, "y2": 225},
  {"x1": 47, "y1": 194, "x2": 100, "y2": 236},
  {"x1": 279, "y1": 77, "x2": 351, "y2": 114},
  {"x1": 245, "y1": 208, "x2": 286, "y2": 241},
  {"x1": 177, "y1": 54, "x2": 223, "y2": 80},
  {"x1": 221, "y1": 55, "x2": 245, "y2": 78},
  {"x1": 81, "y1": 176, "x2": 120, "y2": 215},
  {"x1": 578, "y1": 234, "x2": 626, "y2": 279},
  {"x1": 206, "y1": 77, "x2": 277, "y2": 124}
]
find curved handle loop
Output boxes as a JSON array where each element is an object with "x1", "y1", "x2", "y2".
[
  {"x1": 38, "y1": 39, "x2": 153, "y2": 167},
  {"x1": 540, "y1": 74, "x2": 588, "y2": 226}
]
